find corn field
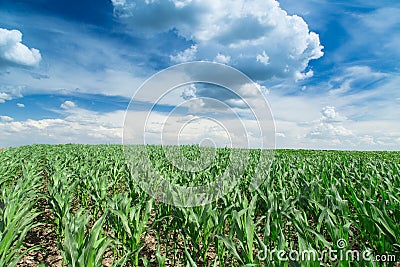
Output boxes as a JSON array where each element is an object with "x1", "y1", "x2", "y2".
[{"x1": 0, "y1": 144, "x2": 399, "y2": 266}]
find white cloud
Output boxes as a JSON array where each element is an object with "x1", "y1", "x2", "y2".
[
  {"x1": 170, "y1": 45, "x2": 197, "y2": 63},
  {"x1": 256, "y1": 51, "x2": 270, "y2": 65},
  {"x1": 309, "y1": 123, "x2": 353, "y2": 138},
  {"x1": 321, "y1": 106, "x2": 336, "y2": 120},
  {"x1": 295, "y1": 69, "x2": 314, "y2": 81},
  {"x1": 0, "y1": 85, "x2": 24, "y2": 103},
  {"x1": 359, "y1": 134, "x2": 376, "y2": 146},
  {"x1": 333, "y1": 6, "x2": 400, "y2": 64},
  {"x1": 124, "y1": 109, "x2": 271, "y2": 148},
  {"x1": 111, "y1": 0, "x2": 324, "y2": 81},
  {"x1": 321, "y1": 106, "x2": 347, "y2": 122},
  {"x1": 0, "y1": 13, "x2": 148, "y2": 99},
  {"x1": 0, "y1": 65, "x2": 145, "y2": 101},
  {"x1": 268, "y1": 90, "x2": 400, "y2": 150},
  {"x1": 0, "y1": 102, "x2": 266, "y2": 148},
  {"x1": 17, "y1": 103, "x2": 25, "y2": 108},
  {"x1": 0, "y1": 107, "x2": 125, "y2": 147},
  {"x1": 304, "y1": 106, "x2": 400, "y2": 150},
  {"x1": 0, "y1": 92, "x2": 12, "y2": 103},
  {"x1": 321, "y1": 66, "x2": 400, "y2": 123},
  {"x1": 329, "y1": 66, "x2": 386, "y2": 95},
  {"x1": 172, "y1": 0, "x2": 193, "y2": 9},
  {"x1": 181, "y1": 84, "x2": 196, "y2": 100},
  {"x1": 238, "y1": 82, "x2": 268, "y2": 98},
  {"x1": 1, "y1": 92, "x2": 397, "y2": 150},
  {"x1": 0, "y1": 28, "x2": 41, "y2": 67},
  {"x1": 0, "y1": 115, "x2": 13, "y2": 122},
  {"x1": 214, "y1": 53, "x2": 231, "y2": 64},
  {"x1": 60, "y1": 100, "x2": 76, "y2": 109},
  {"x1": 111, "y1": 0, "x2": 136, "y2": 18},
  {"x1": 306, "y1": 106, "x2": 354, "y2": 146},
  {"x1": 360, "y1": 8, "x2": 400, "y2": 33}
]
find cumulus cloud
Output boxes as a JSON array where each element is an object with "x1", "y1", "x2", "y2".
[
  {"x1": 321, "y1": 106, "x2": 337, "y2": 121},
  {"x1": 0, "y1": 28, "x2": 42, "y2": 68},
  {"x1": 266, "y1": 81, "x2": 400, "y2": 150},
  {"x1": 111, "y1": 0, "x2": 323, "y2": 81},
  {"x1": 256, "y1": 51, "x2": 270, "y2": 65},
  {"x1": 214, "y1": 53, "x2": 231, "y2": 64},
  {"x1": 170, "y1": 45, "x2": 197, "y2": 63},
  {"x1": 17, "y1": 103, "x2": 25, "y2": 108},
  {"x1": 0, "y1": 93, "x2": 12, "y2": 104},
  {"x1": 0, "y1": 85, "x2": 23, "y2": 103},
  {"x1": 177, "y1": 81, "x2": 270, "y2": 113},
  {"x1": 308, "y1": 106, "x2": 353, "y2": 139},
  {"x1": 309, "y1": 123, "x2": 353, "y2": 138},
  {"x1": 321, "y1": 106, "x2": 347, "y2": 122},
  {"x1": 60, "y1": 100, "x2": 76, "y2": 109},
  {"x1": 181, "y1": 84, "x2": 197, "y2": 100},
  {"x1": 295, "y1": 105, "x2": 400, "y2": 149}
]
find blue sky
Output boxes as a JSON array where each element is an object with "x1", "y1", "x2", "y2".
[{"x1": 0, "y1": 0, "x2": 399, "y2": 150}]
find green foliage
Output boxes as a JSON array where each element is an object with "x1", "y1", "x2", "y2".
[
  {"x1": 107, "y1": 193, "x2": 153, "y2": 266},
  {"x1": 0, "y1": 145, "x2": 399, "y2": 266},
  {"x1": 62, "y1": 211, "x2": 111, "y2": 267},
  {"x1": 0, "y1": 152, "x2": 42, "y2": 267}
]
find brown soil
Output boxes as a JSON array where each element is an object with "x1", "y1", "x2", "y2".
[{"x1": 17, "y1": 199, "x2": 62, "y2": 267}]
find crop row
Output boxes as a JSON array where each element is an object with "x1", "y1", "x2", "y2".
[{"x1": 0, "y1": 144, "x2": 399, "y2": 266}]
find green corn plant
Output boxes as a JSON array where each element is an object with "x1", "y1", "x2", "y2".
[
  {"x1": 153, "y1": 204, "x2": 177, "y2": 265},
  {"x1": 0, "y1": 170, "x2": 41, "y2": 267},
  {"x1": 1, "y1": 144, "x2": 400, "y2": 266},
  {"x1": 210, "y1": 204, "x2": 233, "y2": 266},
  {"x1": 108, "y1": 194, "x2": 153, "y2": 266},
  {"x1": 47, "y1": 171, "x2": 77, "y2": 240},
  {"x1": 155, "y1": 231, "x2": 167, "y2": 267},
  {"x1": 88, "y1": 171, "x2": 112, "y2": 217},
  {"x1": 193, "y1": 204, "x2": 218, "y2": 264},
  {"x1": 217, "y1": 195, "x2": 261, "y2": 265},
  {"x1": 62, "y1": 210, "x2": 111, "y2": 267}
]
